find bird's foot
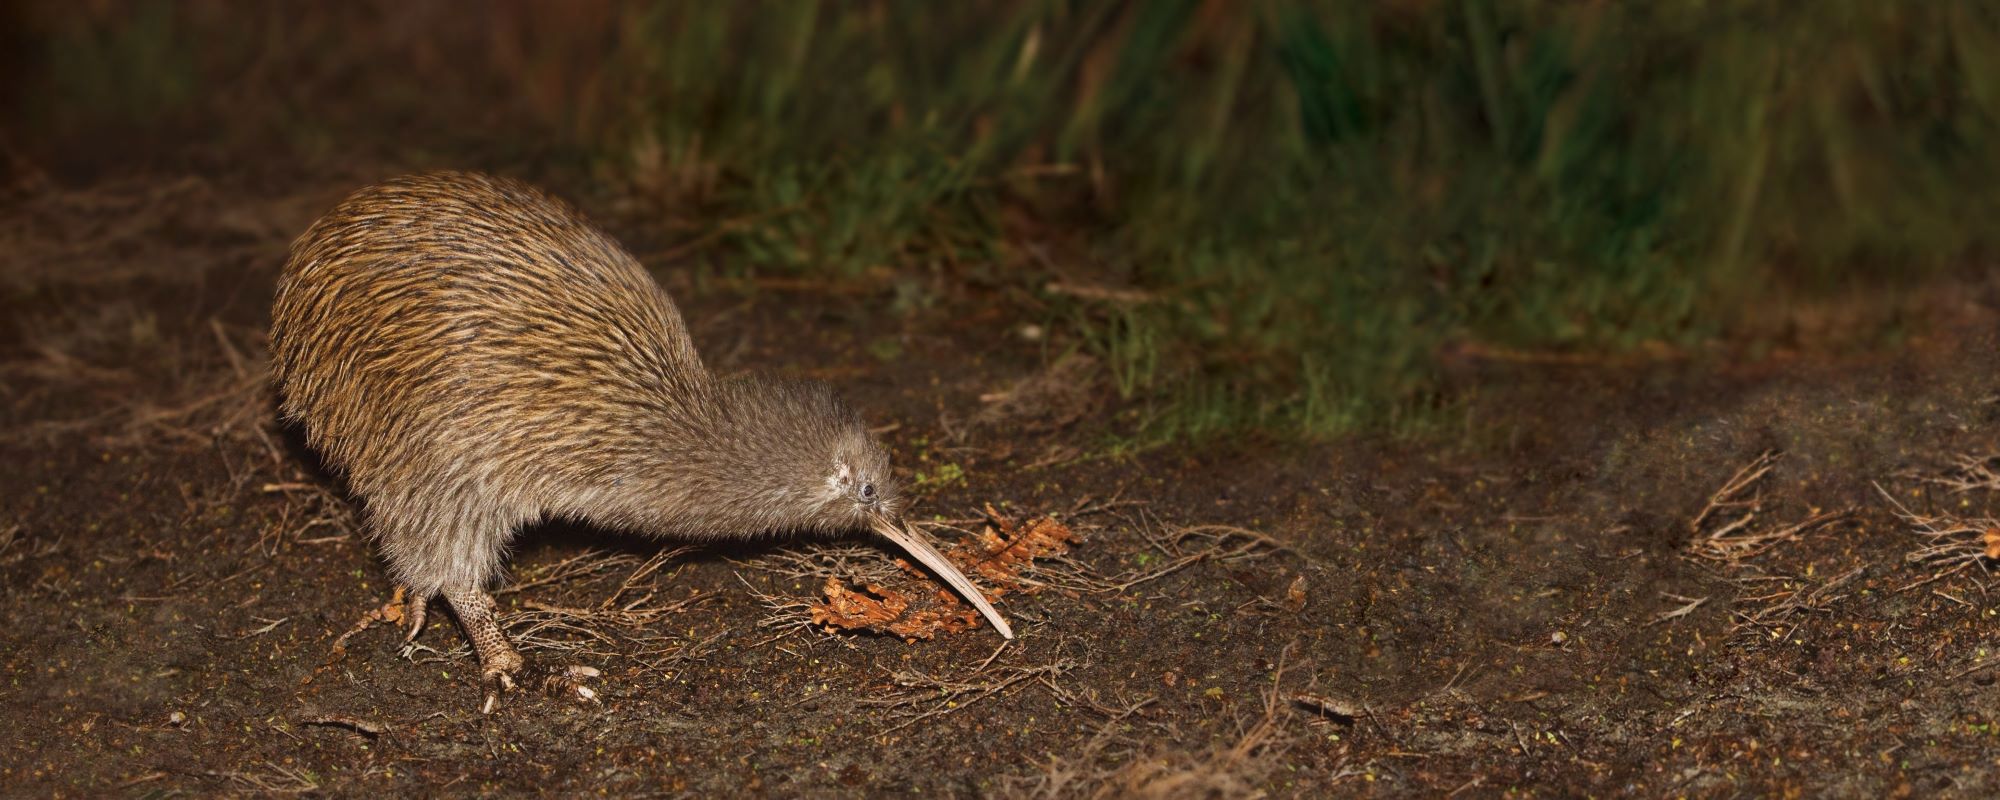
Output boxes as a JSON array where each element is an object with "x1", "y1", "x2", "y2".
[
  {"x1": 480, "y1": 660, "x2": 601, "y2": 714},
  {"x1": 330, "y1": 585, "x2": 424, "y2": 658},
  {"x1": 442, "y1": 585, "x2": 600, "y2": 713}
]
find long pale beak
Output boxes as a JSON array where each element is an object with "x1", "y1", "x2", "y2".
[{"x1": 869, "y1": 512, "x2": 1015, "y2": 639}]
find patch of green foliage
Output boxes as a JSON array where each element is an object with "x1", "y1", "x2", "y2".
[
  {"x1": 591, "y1": 1, "x2": 2000, "y2": 439},
  {"x1": 26, "y1": 1, "x2": 2000, "y2": 439},
  {"x1": 28, "y1": 0, "x2": 198, "y2": 129}
]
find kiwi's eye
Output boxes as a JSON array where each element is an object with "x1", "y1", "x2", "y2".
[{"x1": 861, "y1": 483, "x2": 876, "y2": 500}]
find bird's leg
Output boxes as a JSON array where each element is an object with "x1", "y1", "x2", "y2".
[
  {"x1": 441, "y1": 585, "x2": 524, "y2": 712},
  {"x1": 440, "y1": 586, "x2": 599, "y2": 713}
]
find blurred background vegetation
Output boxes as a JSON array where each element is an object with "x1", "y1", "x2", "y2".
[{"x1": 9, "y1": 1, "x2": 1999, "y2": 439}]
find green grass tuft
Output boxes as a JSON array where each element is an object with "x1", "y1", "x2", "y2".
[
  {"x1": 22, "y1": 1, "x2": 2000, "y2": 439},
  {"x1": 589, "y1": 1, "x2": 2000, "y2": 438}
]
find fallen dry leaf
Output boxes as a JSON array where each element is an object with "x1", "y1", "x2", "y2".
[
  {"x1": 1283, "y1": 574, "x2": 1308, "y2": 613},
  {"x1": 809, "y1": 508, "x2": 1076, "y2": 640},
  {"x1": 1983, "y1": 527, "x2": 2000, "y2": 560},
  {"x1": 810, "y1": 577, "x2": 982, "y2": 640},
  {"x1": 955, "y1": 505, "x2": 1076, "y2": 589}
]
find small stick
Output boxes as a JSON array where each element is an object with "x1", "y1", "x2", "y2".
[
  {"x1": 1690, "y1": 450, "x2": 1781, "y2": 533},
  {"x1": 210, "y1": 318, "x2": 250, "y2": 382},
  {"x1": 1650, "y1": 595, "x2": 1709, "y2": 626},
  {"x1": 296, "y1": 715, "x2": 389, "y2": 737}
]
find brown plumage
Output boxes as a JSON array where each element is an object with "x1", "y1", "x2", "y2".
[{"x1": 271, "y1": 171, "x2": 1009, "y2": 711}]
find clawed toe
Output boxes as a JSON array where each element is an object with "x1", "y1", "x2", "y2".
[
  {"x1": 478, "y1": 663, "x2": 601, "y2": 713},
  {"x1": 442, "y1": 587, "x2": 599, "y2": 713},
  {"x1": 330, "y1": 586, "x2": 429, "y2": 659},
  {"x1": 479, "y1": 668, "x2": 518, "y2": 715},
  {"x1": 400, "y1": 593, "x2": 430, "y2": 646},
  {"x1": 526, "y1": 663, "x2": 603, "y2": 705}
]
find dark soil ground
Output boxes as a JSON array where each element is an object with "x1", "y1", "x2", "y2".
[{"x1": 7, "y1": 163, "x2": 2000, "y2": 798}]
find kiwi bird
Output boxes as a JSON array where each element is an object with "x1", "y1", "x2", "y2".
[{"x1": 271, "y1": 171, "x2": 1011, "y2": 712}]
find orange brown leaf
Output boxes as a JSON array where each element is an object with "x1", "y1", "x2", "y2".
[{"x1": 808, "y1": 509, "x2": 1076, "y2": 640}]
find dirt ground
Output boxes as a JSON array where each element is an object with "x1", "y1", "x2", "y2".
[{"x1": 6, "y1": 162, "x2": 2000, "y2": 798}]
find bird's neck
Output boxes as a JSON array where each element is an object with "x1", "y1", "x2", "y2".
[{"x1": 584, "y1": 392, "x2": 816, "y2": 540}]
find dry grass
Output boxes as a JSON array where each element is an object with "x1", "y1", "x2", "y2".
[
  {"x1": 1908, "y1": 453, "x2": 2000, "y2": 495},
  {"x1": 1688, "y1": 450, "x2": 1782, "y2": 536},
  {"x1": 396, "y1": 547, "x2": 719, "y2": 673},
  {"x1": 1726, "y1": 567, "x2": 1867, "y2": 646},
  {"x1": 998, "y1": 644, "x2": 1313, "y2": 800},
  {"x1": 2, "y1": 311, "x2": 274, "y2": 453},
  {"x1": 1, "y1": 177, "x2": 237, "y2": 290},
  {"x1": 1672, "y1": 451, "x2": 1868, "y2": 647},
  {"x1": 258, "y1": 480, "x2": 362, "y2": 552},
  {"x1": 204, "y1": 762, "x2": 320, "y2": 794},
  {"x1": 1649, "y1": 593, "x2": 1710, "y2": 627},
  {"x1": 505, "y1": 550, "x2": 713, "y2": 660},
  {"x1": 0, "y1": 173, "x2": 318, "y2": 460},
  {"x1": 971, "y1": 353, "x2": 1105, "y2": 435},
  {"x1": 1039, "y1": 513, "x2": 1295, "y2": 596},
  {"x1": 1878, "y1": 479, "x2": 2000, "y2": 592},
  {"x1": 1686, "y1": 450, "x2": 1853, "y2": 564},
  {"x1": 864, "y1": 648, "x2": 1078, "y2": 736}
]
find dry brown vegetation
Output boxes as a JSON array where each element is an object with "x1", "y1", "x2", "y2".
[
  {"x1": 1685, "y1": 450, "x2": 1855, "y2": 565},
  {"x1": 807, "y1": 509, "x2": 1076, "y2": 640},
  {"x1": 1884, "y1": 460, "x2": 2000, "y2": 592},
  {"x1": 999, "y1": 645, "x2": 1315, "y2": 800},
  {"x1": 13, "y1": 162, "x2": 2000, "y2": 796}
]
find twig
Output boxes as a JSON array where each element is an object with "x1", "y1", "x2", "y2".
[
  {"x1": 868, "y1": 659, "x2": 1077, "y2": 736},
  {"x1": 1916, "y1": 453, "x2": 2000, "y2": 494},
  {"x1": 1951, "y1": 657, "x2": 2000, "y2": 680},
  {"x1": 1729, "y1": 566, "x2": 1865, "y2": 643},
  {"x1": 296, "y1": 715, "x2": 388, "y2": 737},
  {"x1": 1649, "y1": 595, "x2": 1709, "y2": 626},
  {"x1": 1689, "y1": 508, "x2": 1854, "y2": 563},
  {"x1": 232, "y1": 616, "x2": 290, "y2": 640},
  {"x1": 1877, "y1": 480, "x2": 1998, "y2": 590},
  {"x1": 1690, "y1": 450, "x2": 1781, "y2": 534}
]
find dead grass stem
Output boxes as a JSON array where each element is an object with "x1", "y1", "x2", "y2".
[
  {"x1": 3, "y1": 317, "x2": 272, "y2": 450},
  {"x1": 1727, "y1": 566, "x2": 1865, "y2": 645},
  {"x1": 866, "y1": 652, "x2": 1078, "y2": 736},
  {"x1": 1877, "y1": 480, "x2": 1998, "y2": 591},
  {"x1": 1686, "y1": 450, "x2": 1851, "y2": 564},
  {"x1": 399, "y1": 547, "x2": 716, "y2": 671},
  {"x1": 1912, "y1": 453, "x2": 2000, "y2": 494},
  {"x1": 999, "y1": 642, "x2": 1312, "y2": 800}
]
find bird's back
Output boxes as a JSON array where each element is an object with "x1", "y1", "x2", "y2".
[{"x1": 271, "y1": 172, "x2": 709, "y2": 498}]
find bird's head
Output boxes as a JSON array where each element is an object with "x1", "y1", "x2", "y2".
[{"x1": 706, "y1": 374, "x2": 1012, "y2": 639}]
